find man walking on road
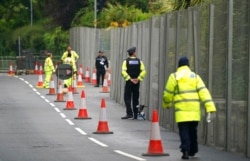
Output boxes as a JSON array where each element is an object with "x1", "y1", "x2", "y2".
[
  {"x1": 162, "y1": 56, "x2": 216, "y2": 159},
  {"x1": 121, "y1": 47, "x2": 146, "y2": 119}
]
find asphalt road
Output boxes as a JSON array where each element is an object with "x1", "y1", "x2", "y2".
[{"x1": 0, "y1": 74, "x2": 249, "y2": 161}]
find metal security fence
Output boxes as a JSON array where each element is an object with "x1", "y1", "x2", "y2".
[{"x1": 70, "y1": 0, "x2": 250, "y2": 156}]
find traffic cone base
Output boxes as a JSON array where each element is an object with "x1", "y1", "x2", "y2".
[
  {"x1": 74, "y1": 109, "x2": 92, "y2": 119},
  {"x1": 100, "y1": 86, "x2": 109, "y2": 93},
  {"x1": 93, "y1": 121, "x2": 113, "y2": 134},
  {"x1": 36, "y1": 83, "x2": 44, "y2": 88},
  {"x1": 142, "y1": 140, "x2": 169, "y2": 156},
  {"x1": 63, "y1": 101, "x2": 77, "y2": 110},
  {"x1": 46, "y1": 88, "x2": 56, "y2": 95}
]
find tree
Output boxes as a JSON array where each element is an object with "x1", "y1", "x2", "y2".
[{"x1": 43, "y1": 0, "x2": 87, "y2": 30}]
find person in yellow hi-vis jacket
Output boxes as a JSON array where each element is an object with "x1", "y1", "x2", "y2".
[
  {"x1": 162, "y1": 56, "x2": 216, "y2": 160},
  {"x1": 62, "y1": 56, "x2": 76, "y2": 88},
  {"x1": 43, "y1": 53, "x2": 55, "y2": 88},
  {"x1": 61, "y1": 45, "x2": 79, "y2": 87},
  {"x1": 121, "y1": 47, "x2": 146, "y2": 120}
]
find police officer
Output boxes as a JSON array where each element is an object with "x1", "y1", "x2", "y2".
[
  {"x1": 121, "y1": 47, "x2": 146, "y2": 119},
  {"x1": 61, "y1": 45, "x2": 79, "y2": 87},
  {"x1": 162, "y1": 56, "x2": 216, "y2": 159},
  {"x1": 94, "y1": 50, "x2": 109, "y2": 87},
  {"x1": 43, "y1": 52, "x2": 55, "y2": 88}
]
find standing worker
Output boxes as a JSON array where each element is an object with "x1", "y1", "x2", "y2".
[
  {"x1": 121, "y1": 47, "x2": 146, "y2": 119},
  {"x1": 162, "y1": 56, "x2": 216, "y2": 159},
  {"x1": 43, "y1": 53, "x2": 55, "y2": 88},
  {"x1": 94, "y1": 50, "x2": 109, "y2": 87},
  {"x1": 61, "y1": 45, "x2": 79, "y2": 87}
]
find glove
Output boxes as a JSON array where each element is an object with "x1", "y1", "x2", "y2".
[{"x1": 206, "y1": 112, "x2": 211, "y2": 123}]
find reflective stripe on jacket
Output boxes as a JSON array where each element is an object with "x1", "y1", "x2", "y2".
[
  {"x1": 162, "y1": 66, "x2": 216, "y2": 122},
  {"x1": 44, "y1": 57, "x2": 55, "y2": 72}
]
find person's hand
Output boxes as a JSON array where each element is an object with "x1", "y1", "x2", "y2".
[
  {"x1": 206, "y1": 112, "x2": 211, "y2": 123},
  {"x1": 130, "y1": 79, "x2": 138, "y2": 84}
]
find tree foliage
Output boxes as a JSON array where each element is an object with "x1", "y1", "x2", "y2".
[{"x1": 0, "y1": 0, "x2": 208, "y2": 56}]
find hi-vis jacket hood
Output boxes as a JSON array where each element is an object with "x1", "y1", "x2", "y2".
[{"x1": 162, "y1": 66, "x2": 216, "y2": 122}]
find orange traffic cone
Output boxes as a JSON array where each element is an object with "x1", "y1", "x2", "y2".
[
  {"x1": 34, "y1": 62, "x2": 38, "y2": 74},
  {"x1": 39, "y1": 63, "x2": 43, "y2": 74},
  {"x1": 107, "y1": 70, "x2": 111, "y2": 86},
  {"x1": 72, "y1": 76, "x2": 79, "y2": 94},
  {"x1": 77, "y1": 71, "x2": 84, "y2": 87},
  {"x1": 91, "y1": 68, "x2": 97, "y2": 85},
  {"x1": 74, "y1": 90, "x2": 91, "y2": 119},
  {"x1": 142, "y1": 109, "x2": 169, "y2": 156},
  {"x1": 46, "y1": 76, "x2": 56, "y2": 95},
  {"x1": 79, "y1": 64, "x2": 85, "y2": 79},
  {"x1": 36, "y1": 70, "x2": 43, "y2": 88},
  {"x1": 93, "y1": 98, "x2": 113, "y2": 134},
  {"x1": 85, "y1": 67, "x2": 90, "y2": 83},
  {"x1": 100, "y1": 74, "x2": 109, "y2": 93},
  {"x1": 8, "y1": 61, "x2": 14, "y2": 76},
  {"x1": 54, "y1": 80, "x2": 66, "y2": 102},
  {"x1": 63, "y1": 86, "x2": 77, "y2": 110}
]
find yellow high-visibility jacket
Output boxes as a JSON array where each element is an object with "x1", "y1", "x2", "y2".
[
  {"x1": 121, "y1": 57, "x2": 146, "y2": 81},
  {"x1": 162, "y1": 66, "x2": 216, "y2": 122},
  {"x1": 44, "y1": 57, "x2": 55, "y2": 72},
  {"x1": 61, "y1": 50, "x2": 79, "y2": 63},
  {"x1": 63, "y1": 57, "x2": 76, "y2": 72}
]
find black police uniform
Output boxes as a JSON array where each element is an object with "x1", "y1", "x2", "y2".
[
  {"x1": 123, "y1": 57, "x2": 141, "y2": 119},
  {"x1": 95, "y1": 52, "x2": 108, "y2": 87}
]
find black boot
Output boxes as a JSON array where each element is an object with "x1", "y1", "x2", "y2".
[{"x1": 182, "y1": 151, "x2": 189, "y2": 160}]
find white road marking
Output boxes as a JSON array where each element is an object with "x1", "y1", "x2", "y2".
[
  {"x1": 44, "y1": 99, "x2": 50, "y2": 103},
  {"x1": 65, "y1": 119, "x2": 74, "y2": 125},
  {"x1": 54, "y1": 107, "x2": 61, "y2": 113},
  {"x1": 49, "y1": 103, "x2": 55, "y2": 107},
  {"x1": 75, "y1": 127, "x2": 87, "y2": 135},
  {"x1": 60, "y1": 113, "x2": 66, "y2": 118},
  {"x1": 114, "y1": 150, "x2": 146, "y2": 161},
  {"x1": 88, "y1": 137, "x2": 108, "y2": 147}
]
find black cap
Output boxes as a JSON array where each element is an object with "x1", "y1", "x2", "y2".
[
  {"x1": 127, "y1": 47, "x2": 136, "y2": 54},
  {"x1": 178, "y1": 56, "x2": 189, "y2": 67}
]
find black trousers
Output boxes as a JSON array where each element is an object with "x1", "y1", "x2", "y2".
[
  {"x1": 124, "y1": 81, "x2": 140, "y2": 118},
  {"x1": 96, "y1": 69, "x2": 106, "y2": 86},
  {"x1": 178, "y1": 121, "x2": 199, "y2": 154}
]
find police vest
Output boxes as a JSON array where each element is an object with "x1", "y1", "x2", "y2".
[{"x1": 126, "y1": 58, "x2": 140, "y2": 78}]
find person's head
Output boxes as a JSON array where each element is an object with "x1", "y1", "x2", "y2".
[
  {"x1": 178, "y1": 56, "x2": 189, "y2": 67},
  {"x1": 67, "y1": 46, "x2": 72, "y2": 52},
  {"x1": 127, "y1": 47, "x2": 136, "y2": 56},
  {"x1": 98, "y1": 50, "x2": 104, "y2": 56},
  {"x1": 47, "y1": 52, "x2": 53, "y2": 57}
]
